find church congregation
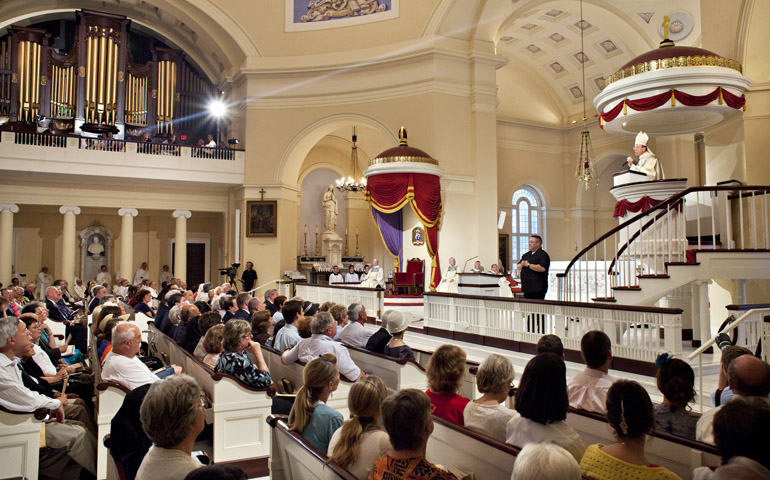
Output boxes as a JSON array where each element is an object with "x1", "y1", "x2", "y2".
[{"x1": 2, "y1": 270, "x2": 770, "y2": 479}]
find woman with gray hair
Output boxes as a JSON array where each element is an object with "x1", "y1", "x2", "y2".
[
  {"x1": 214, "y1": 319, "x2": 271, "y2": 388},
  {"x1": 136, "y1": 374, "x2": 205, "y2": 479},
  {"x1": 463, "y1": 354, "x2": 515, "y2": 442},
  {"x1": 511, "y1": 443, "x2": 581, "y2": 480}
]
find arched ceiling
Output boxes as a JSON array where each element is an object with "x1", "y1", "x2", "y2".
[{"x1": 485, "y1": 0, "x2": 702, "y2": 125}]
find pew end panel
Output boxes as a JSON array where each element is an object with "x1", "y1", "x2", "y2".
[
  {"x1": 427, "y1": 417, "x2": 518, "y2": 480},
  {"x1": 0, "y1": 407, "x2": 46, "y2": 480},
  {"x1": 95, "y1": 382, "x2": 129, "y2": 480},
  {"x1": 344, "y1": 345, "x2": 427, "y2": 394}
]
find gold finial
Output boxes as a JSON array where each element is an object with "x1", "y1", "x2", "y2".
[{"x1": 398, "y1": 126, "x2": 408, "y2": 146}]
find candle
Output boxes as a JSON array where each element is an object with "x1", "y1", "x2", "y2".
[
  {"x1": 356, "y1": 227, "x2": 359, "y2": 234},
  {"x1": 315, "y1": 225, "x2": 318, "y2": 234},
  {"x1": 345, "y1": 227, "x2": 348, "y2": 236}
]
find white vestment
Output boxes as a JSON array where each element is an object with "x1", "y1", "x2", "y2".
[
  {"x1": 630, "y1": 150, "x2": 663, "y2": 180},
  {"x1": 344, "y1": 272, "x2": 360, "y2": 283},
  {"x1": 329, "y1": 273, "x2": 344, "y2": 284},
  {"x1": 498, "y1": 276, "x2": 514, "y2": 298},
  {"x1": 134, "y1": 268, "x2": 148, "y2": 286},
  {"x1": 36, "y1": 271, "x2": 53, "y2": 299},
  {"x1": 359, "y1": 266, "x2": 384, "y2": 288},
  {"x1": 96, "y1": 271, "x2": 111, "y2": 287},
  {"x1": 436, "y1": 266, "x2": 458, "y2": 293}
]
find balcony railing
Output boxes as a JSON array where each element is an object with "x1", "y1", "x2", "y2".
[{"x1": 0, "y1": 131, "x2": 245, "y2": 185}]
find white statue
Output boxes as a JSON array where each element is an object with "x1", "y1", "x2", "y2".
[
  {"x1": 322, "y1": 185, "x2": 338, "y2": 232},
  {"x1": 87, "y1": 236, "x2": 105, "y2": 258}
]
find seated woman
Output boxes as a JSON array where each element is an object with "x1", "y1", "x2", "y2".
[
  {"x1": 99, "y1": 316, "x2": 122, "y2": 364},
  {"x1": 425, "y1": 344, "x2": 470, "y2": 425},
  {"x1": 288, "y1": 353, "x2": 344, "y2": 453},
  {"x1": 251, "y1": 310, "x2": 272, "y2": 345},
  {"x1": 382, "y1": 311, "x2": 415, "y2": 361},
  {"x1": 133, "y1": 289, "x2": 155, "y2": 318},
  {"x1": 580, "y1": 380, "x2": 682, "y2": 480},
  {"x1": 214, "y1": 319, "x2": 271, "y2": 388},
  {"x1": 463, "y1": 353, "x2": 515, "y2": 442},
  {"x1": 271, "y1": 295, "x2": 287, "y2": 322},
  {"x1": 136, "y1": 375, "x2": 205, "y2": 480},
  {"x1": 654, "y1": 353, "x2": 700, "y2": 440},
  {"x1": 370, "y1": 389, "x2": 458, "y2": 480},
  {"x1": 202, "y1": 324, "x2": 224, "y2": 369},
  {"x1": 506, "y1": 353, "x2": 585, "y2": 462},
  {"x1": 328, "y1": 375, "x2": 390, "y2": 479}
]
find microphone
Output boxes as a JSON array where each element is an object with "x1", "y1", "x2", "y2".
[{"x1": 463, "y1": 256, "x2": 478, "y2": 273}]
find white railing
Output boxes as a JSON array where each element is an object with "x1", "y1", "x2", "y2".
[
  {"x1": 295, "y1": 283, "x2": 384, "y2": 318},
  {"x1": 14, "y1": 131, "x2": 68, "y2": 148},
  {"x1": 687, "y1": 307, "x2": 770, "y2": 412},
  {"x1": 191, "y1": 145, "x2": 236, "y2": 160},
  {"x1": 558, "y1": 186, "x2": 770, "y2": 303},
  {"x1": 425, "y1": 292, "x2": 683, "y2": 362}
]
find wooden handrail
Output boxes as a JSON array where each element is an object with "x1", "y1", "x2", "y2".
[
  {"x1": 0, "y1": 404, "x2": 49, "y2": 421},
  {"x1": 296, "y1": 282, "x2": 384, "y2": 292},
  {"x1": 424, "y1": 292, "x2": 683, "y2": 315},
  {"x1": 96, "y1": 381, "x2": 131, "y2": 394},
  {"x1": 342, "y1": 342, "x2": 426, "y2": 372},
  {"x1": 557, "y1": 185, "x2": 770, "y2": 278},
  {"x1": 432, "y1": 416, "x2": 521, "y2": 456}
]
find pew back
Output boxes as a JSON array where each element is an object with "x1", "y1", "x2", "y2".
[
  {"x1": 0, "y1": 406, "x2": 46, "y2": 479},
  {"x1": 566, "y1": 408, "x2": 720, "y2": 480},
  {"x1": 344, "y1": 344, "x2": 427, "y2": 394}
]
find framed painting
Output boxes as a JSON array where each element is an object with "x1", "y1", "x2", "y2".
[{"x1": 246, "y1": 201, "x2": 278, "y2": 237}]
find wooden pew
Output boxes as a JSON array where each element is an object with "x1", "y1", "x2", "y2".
[
  {"x1": 148, "y1": 323, "x2": 275, "y2": 464},
  {"x1": 412, "y1": 346, "x2": 482, "y2": 401},
  {"x1": 260, "y1": 344, "x2": 352, "y2": 418},
  {"x1": 267, "y1": 414, "x2": 358, "y2": 480},
  {"x1": 565, "y1": 407, "x2": 720, "y2": 480},
  {"x1": 343, "y1": 344, "x2": 427, "y2": 394},
  {"x1": 427, "y1": 416, "x2": 519, "y2": 480},
  {"x1": 0, "y1": 405, "x2": 47, "y2": 479}
]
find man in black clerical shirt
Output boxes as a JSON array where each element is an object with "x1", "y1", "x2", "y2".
[
  {"x1": 517, "y1": 235, "x2": 550, "y2": 333},
  {"x1": 241, "y1": 261, "x2": 258, "y2": 292}
]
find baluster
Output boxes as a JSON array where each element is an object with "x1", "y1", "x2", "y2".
[
  {"x1": 751, "y1": 191, "x2": 757, "y2": 249},
  {"x1": 763, "y1": 190, "x2": 769, "y2": 249}
]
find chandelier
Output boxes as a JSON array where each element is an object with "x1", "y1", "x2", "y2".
[
  {"x1": 336, "y1": 126, "x2": 367, "y2": 192},
  {"x1": 574, "y1": 0, "x2": 596, "y2": 191}
]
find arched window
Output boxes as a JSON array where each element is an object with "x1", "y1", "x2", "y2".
[{"x1": 511, "y1": 186, "x2": 544, "y2": 263}]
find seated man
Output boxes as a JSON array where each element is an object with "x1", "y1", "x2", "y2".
[
  {"x1": 45, "y1": 285, "x2": 87, "y2": 353},
  {"x1": 273, "y1": 300, "x2": 303, "y2": 352},
  {"x1": 344, "y1": 265, "x2": 360, "y2": 283},
  {"x1": 339, "y1": 303, "x2": 373, "y2": 348},
  {"x1": 0, "y1": 316, "x2": 97, "y2": 477},
  {"x1": 88, "y1": 285, "x2": 108, "y2": 313},
  {"x1": 567, "y1": 330, "x2": 614, "y2": 413},
  {"x1": 103, "y1": 323, "x2": 182, "y2": 390},
  {"x1": 696, "y1": 354, "x2": 770, "y2": 444},
  {"x1": 537, "y1": 334, "x2": 565, "y2": 361},
  {"x1": 370, "y1": 388, "x2": 458, "y2": 480},
  {"x1": 711, "y1": 345, "x2": 752, "y2": 407},
  {"x1": 436, "y1": 257, "x2": 459, "y2": 294},
  {"x1": 694, "y1": 396, "x2": 770, "y2": 479},
  {"x1": 359, "y1": 259, "x2": 384, "y2": 288},
  {"x1": 328, "y1": 265, "x2": 344, "y2": 284},
  {"x1": 281, "y1": 312, "x2": 364, "y2": 380}
]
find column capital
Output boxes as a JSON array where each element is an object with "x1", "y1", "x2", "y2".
[
  {"x1": 0, "y1": 204, "x2": 19, "y2": 214},
  {"x1": 59, "y1": 206, "x2": 81, "y2": 215},
  {"x1": 118, "y1": 208, "x2": 139, "y2": 217},
  {"x1": 173, "y1": 210, "x2": 192, "y2": 219}
]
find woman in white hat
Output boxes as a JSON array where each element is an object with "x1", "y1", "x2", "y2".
[{"x1": 382, "y1": 311, "x2": 414, "y2": 361}]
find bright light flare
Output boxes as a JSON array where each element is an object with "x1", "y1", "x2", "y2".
[{"x1": 209, "y1": 99, "x2": 227, "y2": 118}]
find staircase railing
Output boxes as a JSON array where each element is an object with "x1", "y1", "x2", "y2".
[
  {"x1": 687, "y1": 307, "x2": 770, "y2": 411},
  {"x1": 557, "y1": 185, "x2": 770, "y2": 303}
]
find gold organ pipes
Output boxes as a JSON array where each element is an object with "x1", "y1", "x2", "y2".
[
  {"x1": 17, "y1": 40, "x2": 42, "y2": 122},
  {"x1": 97, "y1": 31, "x2": 105, "y2": 122},
  {"x1": 111, "y1": 41, "x2": 117, "y2": 122}
]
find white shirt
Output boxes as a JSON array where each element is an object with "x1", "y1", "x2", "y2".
[
  {"x1": 73, "y1": 283, "x2": 86, "y2": 300},
  {"x1": 282, "y1": 334, "x2": 361, "y2": 380},
  {"x1": 102, "y1": 352, "x2": 160, "y2": 390},
  {"x1": 205, "y1": 140, "x2": 217, "y2": 148},
  {"x1": 96, "y1": 271, "x2": 111, "y2": 287},
  {"x1": 328, "y1": 429, "x2": 390, "y2": 479},
  {"x1": 329, "y1": 273, "x2": 344, "y2": 284},
  {"x1": 344, "y1": 272, "x2": 360, "y2": 283},
  {"x1": 463, "y1": 401, "x2": 516, "y2": 442},
  {"x1": 567, "y1": 368, "x2": 614, "y2": 413},
  {"x1": 0, "y1": 352, "x2": 61, "y2": 412},
  {"x1": 695, "y1": 404, "x2": 720, "y2": 444},
  {"x1": 339, "y1": 321, "x2": 373, "y2": 349},
  {"x1": 505, "y1": 411, "x2": 586, "y2": 462},
  {"x1": 134, "y1": 268, "x2": 148, "y2": 286},
  {"x1": 32, "y1": 344, "x2": 57, "y2": 376}
]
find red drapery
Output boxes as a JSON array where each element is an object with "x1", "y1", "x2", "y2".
[
  {"x1": 613, "y1": 196, "x2": 664, "y2": 218},
  {"x1": 600, "y1": 87, "x2": 746, "y2": 128},
  {"x1": 365, "y1": 173, "x2": 443, "y2": 290}
]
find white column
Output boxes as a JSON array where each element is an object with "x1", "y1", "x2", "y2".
[
  {"x1": 698, "y1": 280, "x2": 712, "y2": 348},
  {"x1": 173, "y1": 210, "x2": 192, "y2": 283},
  {"x1": 59, "y1": 206, "x2": 81, "y2": 284},
  {"x1": 0, "y1": 204, "x2": 19, "y2": 284},
  {"x1": 118, "y1": 208, "x2": 138, "y2": 282}
]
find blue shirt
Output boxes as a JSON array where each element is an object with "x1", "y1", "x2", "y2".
[
  {"x1": 301, "y1": 403, "x2": 343, "y2": 454},
  {"x1": 274, "y1": 323, "x2": 301, "y2": 352}
]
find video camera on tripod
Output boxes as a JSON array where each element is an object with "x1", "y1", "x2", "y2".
[{"x1": 218, "y1": 262, "x2": 240, "y2": 285}]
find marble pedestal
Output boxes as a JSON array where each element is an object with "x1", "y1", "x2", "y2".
[{"x1": 321, "y1": 232, "x2": 343, "y2": 266}]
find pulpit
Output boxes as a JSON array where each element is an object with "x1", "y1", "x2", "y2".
[{"x1": 394, "y1": 258, "x2": 425, "y2": 295}]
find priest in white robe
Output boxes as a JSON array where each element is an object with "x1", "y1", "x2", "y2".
[
  {"x1": 359, "y1": 258, "x2": 384, "y2": 288},
  {"x1": 627, "y1": 131, "x2": 664, "y2": 180},
  {"x1": 133, "y1": 262, "x2": 149, "y2": 286},
  {"x1": 436, "y1": 257, "x2": 459, "y2": 293}
]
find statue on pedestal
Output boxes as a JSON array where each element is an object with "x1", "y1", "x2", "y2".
[{"x1": 322, "y1": 184, "x2": 338, "y2": 232}]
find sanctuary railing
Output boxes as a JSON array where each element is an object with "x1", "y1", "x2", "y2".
[
  {"x1": 295, "y1": 283, "x2": 384, "y2": 318},
  {"x1": 424, "y1": 292, "x2": 683, "y2": 362},
  {"x1": 557, "y1": 185, "x2": 770, "y2": 303}
]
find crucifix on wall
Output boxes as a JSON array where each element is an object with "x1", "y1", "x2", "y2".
[{"x1": 259, "y1": 188, "x2": 266, "y2": 201}]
